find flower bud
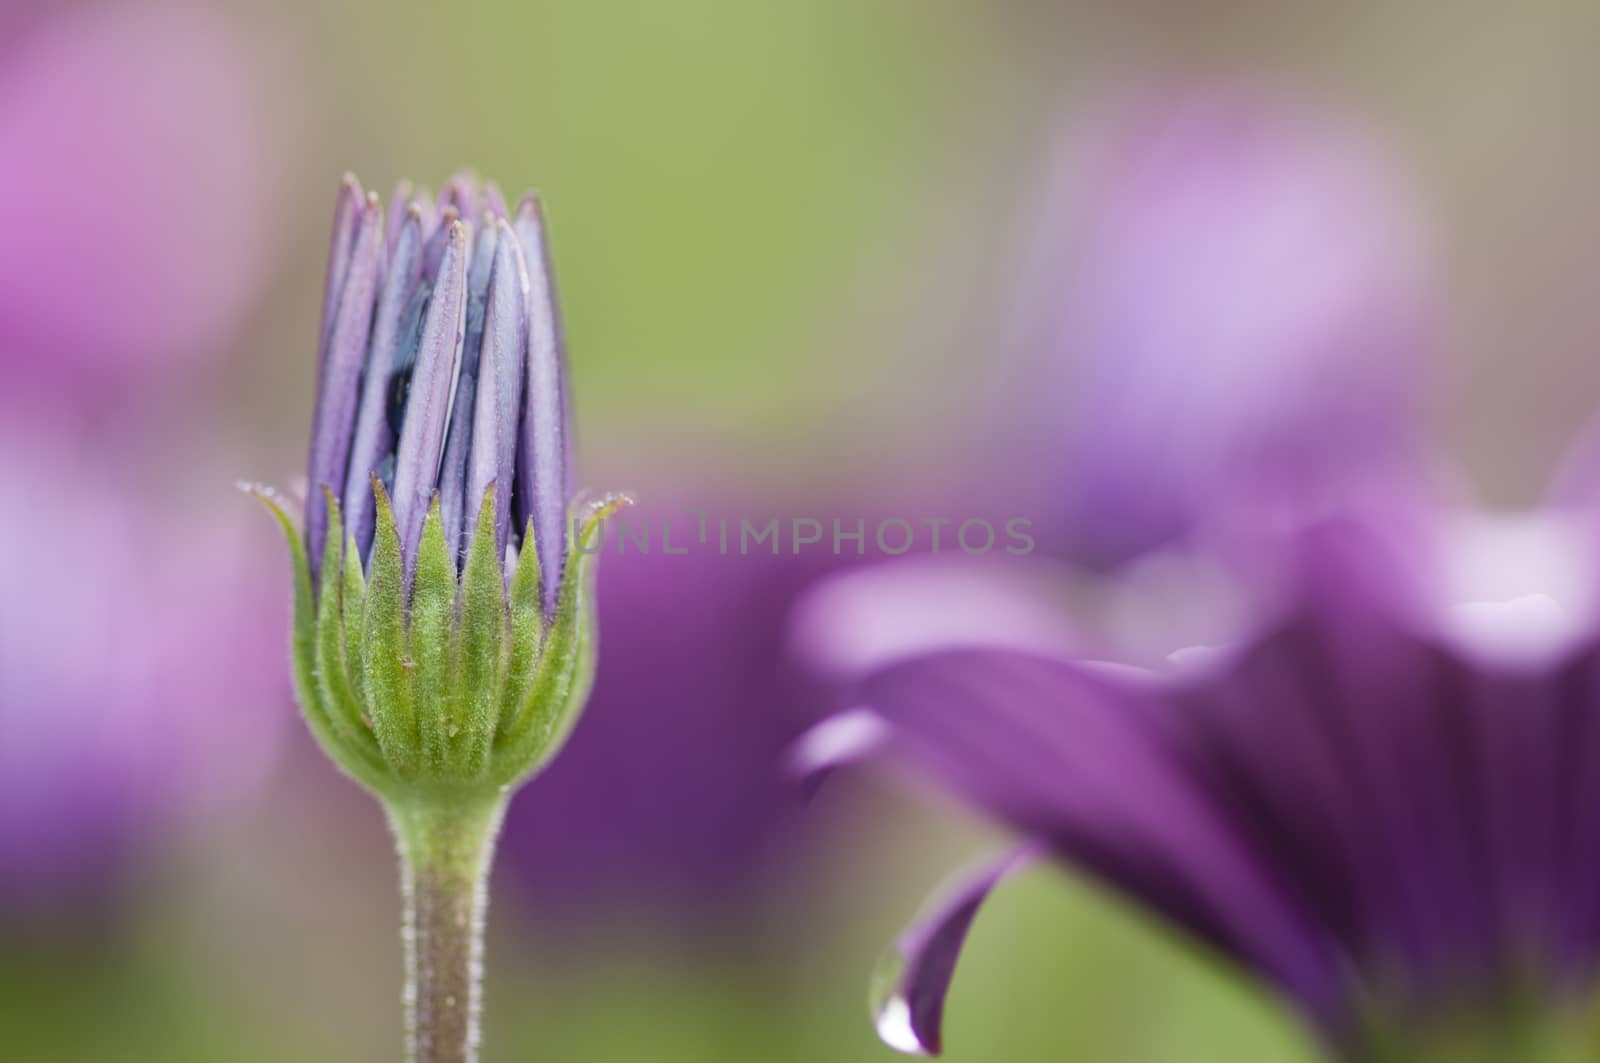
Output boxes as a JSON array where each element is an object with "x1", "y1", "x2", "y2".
[{"x1": 250, "y1": 172, "x2": 625, "y2": 798}]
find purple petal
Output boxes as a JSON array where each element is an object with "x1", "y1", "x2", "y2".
[
  {"x1": 787, "y1": 556, "x2": 1081, "y2": 685},
  {"x1": 482, "y1": 181, "x2": 509, "y2": 222},
  {"x1": 790, "y1": 707, "x2": 892, "y2": 799},
  {"x1": 873, "y1": 846, "x2": 1040, "y2": 1056},
  {"x1": 855, "y1": 650, "x2": 1345, "y2": 1027},
  {"x1": 1556, "y1": 647, "x2": 1600, "y2": 978},
  {"x1": 513, "y1": 193, "x2": 571, "y2": 615},
  {"x1": 304, "y1": 190, "x2": 384, "y2": 573},
  {"x1": 467, "y1": 219, "x2": 529, "y2": 563},
  {"x1": 316, "y1": 174, "x2": 363, "y2": 367},
  {"x1": 420, "y1": 206, "x2": 460, "y2": 283},
  {"x1": 390, "y1": 219, "x2": 469, "y2": 577},
  {"x1": 437, "y1": 223, "x2": 501, "y2": 556},
  {"x1": 413, "y1": 192, "x2": 440, "y2": 243},
  {"x1": 438, "y1": 171, "x2": 480, "y2": 223},
  {"x1": 384, "y1": 180, "x2": 413, "y2": 258},
  {"x1": 343, "y1": 206, "x2": 424, "y2": 560}
]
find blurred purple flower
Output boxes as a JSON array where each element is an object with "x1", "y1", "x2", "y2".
[
  {"x1": 0, "y1": 419, "x2": 287, "y2": 912},
  {"x1": 1003, "y1": 89, "x2": 1434, "y2": 568},
  {"x1": 0, "y1": 1, "x2": 275, "y2": 400},
  {"x1": 496, "y1": 492, "x2": 844, "y2": 922},
  {"x1": 802, "y1": 500, "x2": 1600, "y2": 1058}
]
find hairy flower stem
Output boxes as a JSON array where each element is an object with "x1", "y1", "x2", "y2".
[{"x1": 389, "y1": 795, "x2": 508, "y2": 1063}]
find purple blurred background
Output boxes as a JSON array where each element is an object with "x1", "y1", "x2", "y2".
[{"x1": 4, "y1": 1, "x2": 1600, "y2": 1060}]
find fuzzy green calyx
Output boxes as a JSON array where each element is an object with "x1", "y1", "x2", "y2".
[{"x1": 252, "y1": 481, "x2": 626, "y2": 803}]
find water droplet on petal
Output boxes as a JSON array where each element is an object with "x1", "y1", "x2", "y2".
[{"x1": 869, "y1": 940, "x2": 930, "y2": 1056}]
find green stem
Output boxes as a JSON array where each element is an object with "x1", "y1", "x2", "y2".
[{"x1": 388, "y1": 794, "x2": 508, "y2": 1063}]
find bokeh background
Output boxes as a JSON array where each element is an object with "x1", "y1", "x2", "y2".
[{"x1": 3, "y1": 1, "x2": 1599, "y2": 1060}]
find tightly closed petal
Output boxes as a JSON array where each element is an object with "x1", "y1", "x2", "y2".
[
  {"x1": 390, "y1": 219, "x2": 469, "y2": 576},
  {"x1": 513, "y1": 194, "x2": 571, "y2": 616},
  {"x1": 468, "y1": 221, "x2": 530, "y2": 564},
  {"x1": 305, "y1": 190, "x2": 384, "y2": 571},
  {"x1": 437, "y1": 219, "x2": 501, "y2": 559},
  {"x1": 343, "y1": 205, "x2": 423, "y2": 559},
  {"x1": 317, "y1": 174, "x2": 363, "y2": 367}
]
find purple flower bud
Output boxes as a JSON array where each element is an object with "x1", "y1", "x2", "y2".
[
  {"x1": 263, "y1": 172, "x2": 620, "y2": 1063},
  {"x1": 300, "y1": 173, "x2": 580, "y2": 608}
]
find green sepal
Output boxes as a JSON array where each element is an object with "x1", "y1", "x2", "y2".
[
  {"x1": 500, "y1": 514, "x2": 545, "y2": 741},
  {"x1": 410, "y1": 496, "x2": 457, "y2": 774},
  {"x1": 313, "y1": 491, "x2": 386, "y2": 785},
  {"x1": 363, "y1": 480, "x2": 419, "y2": 776},
  {"x1": 454, "y1": 485, "x2": 510, "y2": 777},
  {"x1": 341, "y1": 532, "x2": 367, "y2": 709},
  {"x1": 491, "y1": 493, "x2": 630, "y2": 787},
  {"x1": 243, "y1": 484, "x2": 339, "y2": 762},
  {"x1": 251, "y1": 477, "x2": 626, "y2": 805}
]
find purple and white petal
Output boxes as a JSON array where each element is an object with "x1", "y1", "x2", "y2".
[
  {"x1": 385, "y1": 179, "x2": 414, "y2": 258},
  {"x1": 390, "y1": 220, "x2": 469, "y2": 575},
  {"x1": 856, "y1": 650, "x2": 1346, "y2": 1027},
  {"x1": 513, "y1": 194, "x2": 571, "y2": 614},
  {"x1": 304, "y1": 191, "x2": 384, "y2": 572},
  {"x1": 343, "y1": 206, "x2": 424, "y2": 559},
  {"x1": 317, "y1": 174, "x2": 363, "y2": 367},
  {"x1": 467, "y1": 220, "x2": 529, "y2": 561},
  {"x1": 482, "y1": 181, "x2": 509, "y2": 223},
  {"x1": 420, "y1": 206, "x2": 460, "y2": 284},
  {"x1": 438, "y1": 171, "x2": 480, "y2": 223},
  {"x1": 788, "y1": 556, "x2": 1080, "y2": 685},
  {"x1": 873, "y1": 846, "x2": 1041, "y2": 1056},
  {"x1": 438, "y1": 222, "x2": 501, "y2": 556}
]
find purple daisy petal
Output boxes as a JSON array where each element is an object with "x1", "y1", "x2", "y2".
[
  {"x1": 438, "y1": 171, "x2": 480, "y2": 223},
  {"x1": 304, "y1": 189, "x2": 384, "y2": 573},
  {"x1": 809, "y1": 497, "x2": 1600, "y2": 1052},
  {"x1": 513, "y1": 193, "x2": 570, "y2": 615},
  {"x1": 788, "y1": 555, "x2": 1082, "y2": 685},
  {"x1": 790, "y1": 707, "x2": 893, "y2": 799},
  {"x1": 482, "y1": 181, "x2": 509, "y2": 223},
  {"x1": 385, "y1": 179, "x2": 414, "y2": 258},
  {"x1": 853, "y1": 649, "x2": 1346, "y2": 1029},
  {"x1": 343, "y1": 205, "x2": 424, "y2": 559},
  {"x1": 467, "y1": 219, "x2": 529, "y2": 563},
  {"x1": 412, "y1": 191, "x2": 440, "y2": 243},
  {"x1": 437, "y1": 222, "x2": 501, "y2": 557},
  {"x1": 420, "y1": 205, "x2": 460, "y2": 284},
  {"x1": 316, "y1": 174, "x2": 363, "y2": 367},
  {"x1": 872, "y1": 846, "x2": 1041, "y2": 1056},
  {"x1": 390, "y1": 219, "x2": 469, "y2": 576}
]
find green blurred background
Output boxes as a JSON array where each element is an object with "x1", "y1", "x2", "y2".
[{"x1": 6, "y1": 0, "x2": 1600, "y2": 1059}]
